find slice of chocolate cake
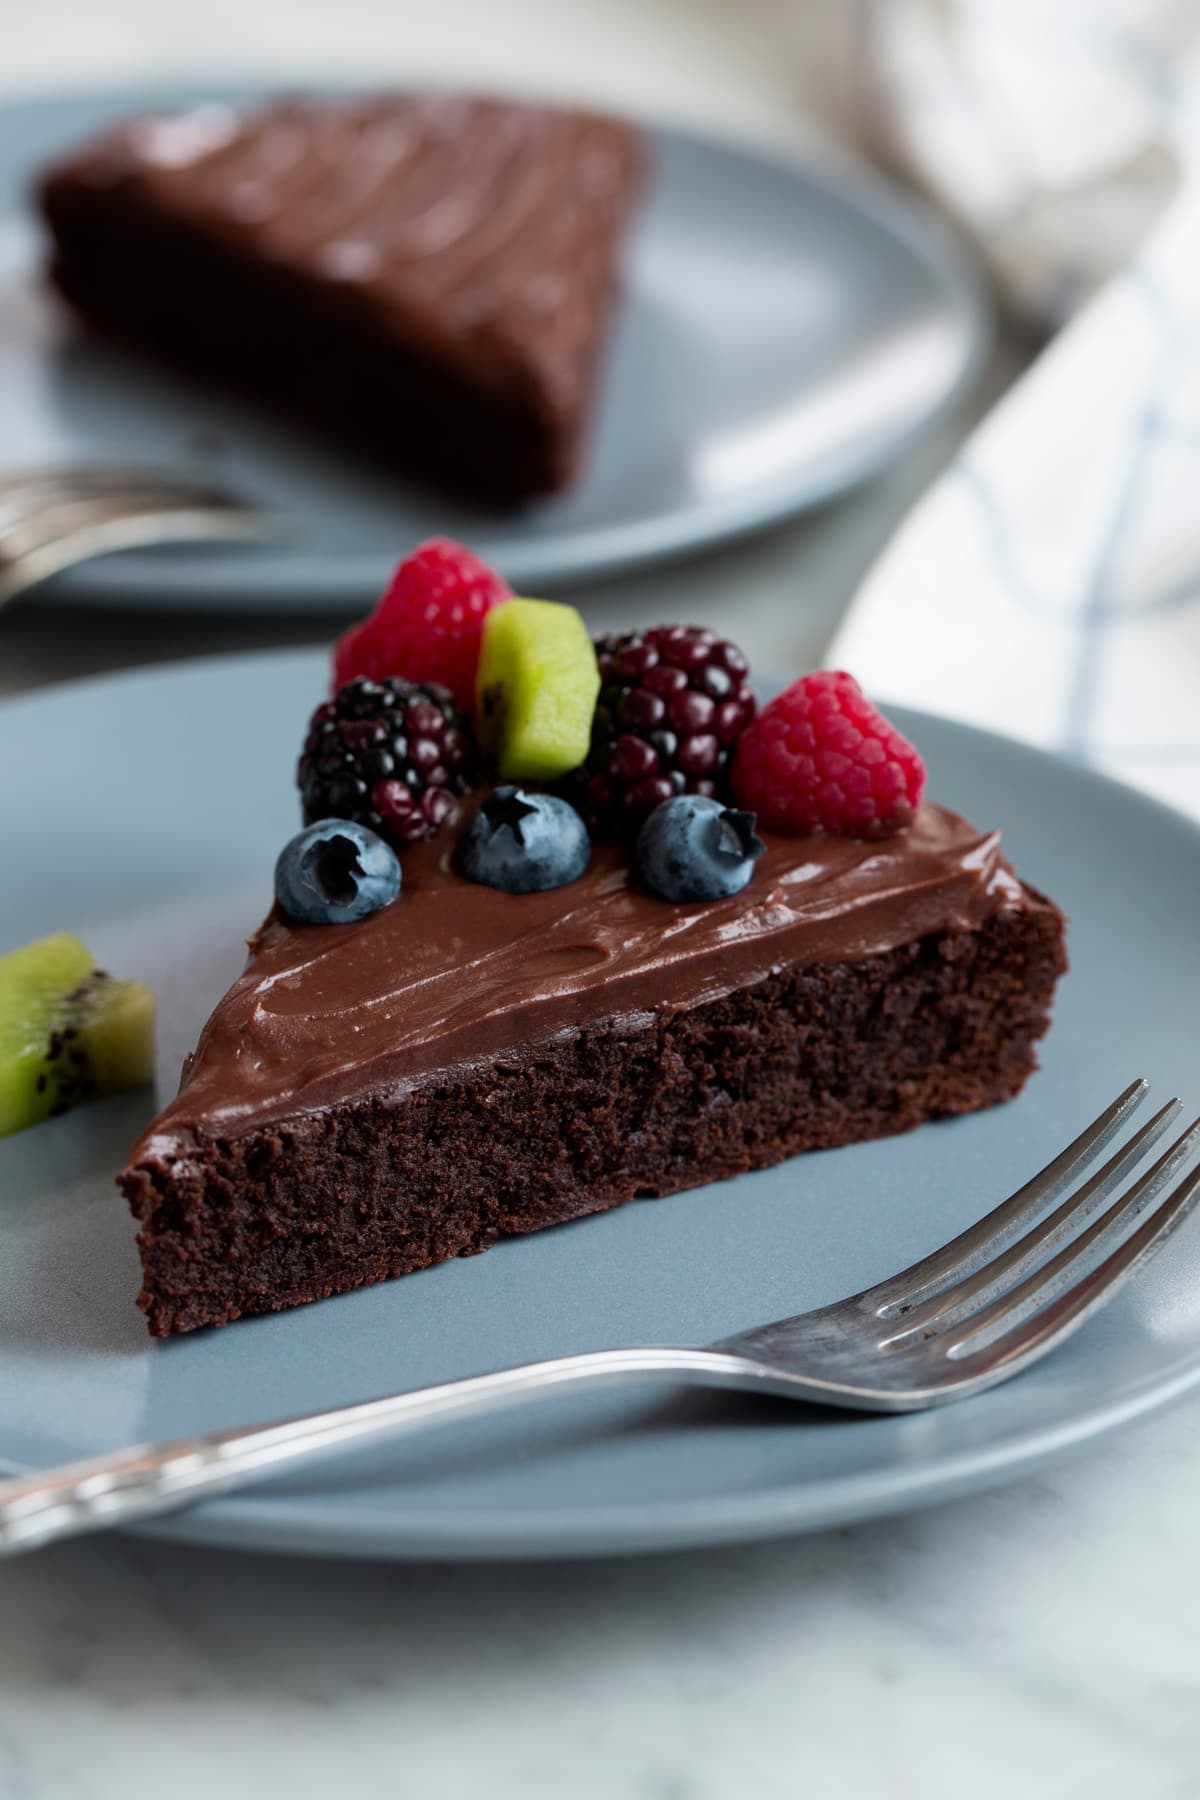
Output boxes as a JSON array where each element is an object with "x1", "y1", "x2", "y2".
[
  {"x1": 37, "y1": 93, "x2": 646, "y2": 499},
  {"x1": 116, "y1": 572, "x2": 1068, "y2": 1338},
  {"x1": 119, "y1": 801, "x2": 1066, "y2": 1338}
]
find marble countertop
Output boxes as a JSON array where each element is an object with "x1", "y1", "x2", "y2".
[
  {"x1": 5, "y1": 1417, "x2": 1200, "y2": 1800},
  {"x1": 3, "y1": 6, "x2": 1200, "y2": 1797}
]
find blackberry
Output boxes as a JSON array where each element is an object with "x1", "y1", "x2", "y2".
[
  {"x1": 298, "y1": 678, "x2": 474, "y2": 850},
  {"x1": 573, "y1": 626, "x2": 757, "y2": 829}
]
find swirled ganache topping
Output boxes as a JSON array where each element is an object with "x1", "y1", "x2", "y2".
[
  {"x1": 133, "y1": 799, "x2": 1027, "y2": 1154},
  {"x1": 40, "y1": 92, "x2": 647, "y2": 423}
]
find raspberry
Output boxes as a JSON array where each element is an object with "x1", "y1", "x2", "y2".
[
  {"x1": 332, "y1": 538, "x2": 511, "y2": 711},
  {"x1": 571, "y1": 626, "x2": 757, "y2": 829},
  {"x1": 731, "y1": 670, "x2": 925, "y2": 838},
  {"x1": 298, "y1": 677, "x2": 474, "y2": 850}
]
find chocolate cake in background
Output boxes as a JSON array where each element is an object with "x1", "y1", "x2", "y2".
[{"x1": 37, "y1": 93, "x2": 647, "y2": 500}]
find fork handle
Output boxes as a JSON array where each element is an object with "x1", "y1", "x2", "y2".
[{"x1": 0, "y1": 1347, "x2": 751, "y2": 1556}]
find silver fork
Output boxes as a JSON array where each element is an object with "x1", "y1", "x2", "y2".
[
  {"x1": 0, "y1": 464, "x2": 290, "y2": 604},
  {"x1": 3, "y1": 1079, "x2": 1198, "y2": 1557}
]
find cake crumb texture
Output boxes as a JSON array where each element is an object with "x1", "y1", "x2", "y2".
[{"x1": 121, "y1": 894, "x2": 1066, "y2": 1337}]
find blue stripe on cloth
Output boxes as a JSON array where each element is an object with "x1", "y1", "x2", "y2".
[{"x1": 954, "y1": 268, "x2": 1200, "y2": 769}]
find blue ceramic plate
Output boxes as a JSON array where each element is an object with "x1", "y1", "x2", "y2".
[
  {"x1": 0, "y1": 85, "x2": 987, "y2": 610},
  {"x1": 3, "y1": 652, "x2": 1199, "y2": 1561}
]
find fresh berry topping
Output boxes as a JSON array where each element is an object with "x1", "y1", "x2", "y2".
[
  {"x1": 457, "y1": 787, "x2": 591, "y2": 894},
  {"x1": 275, "y1": 820, "x2": 401, "y2": 926},
  {"x1": 574, "y1": 626, "x2": 757, "y2": 830},
  {"x1": 298, "y1": 677, "x2": 474, "y2": 849},
  {"x1": 635, "y1": 795, "x2": 764, "y2": 903},
  {"x1": 731, "y1": 670, "x2": 925, "y2": 838},
  {"x1": 332, "y1": 538, "x2": 511, "y2": 711}
]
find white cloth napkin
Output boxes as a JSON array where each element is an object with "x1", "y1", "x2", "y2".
[{"x1": 829, "y1": 0, "x2": 1200, "y2": 823}]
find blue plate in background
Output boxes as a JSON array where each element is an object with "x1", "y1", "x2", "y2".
[
  {"x1": 1, "y1": 653, "x2": 1199, "y2": 1560},
  {"x1": 0, "y1": 85, "x2": 988, "y2": 609}
]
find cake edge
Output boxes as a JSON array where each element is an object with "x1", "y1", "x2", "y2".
[{"x1": 118, "y1": 885, "x2": 1068, "y2": 1337}]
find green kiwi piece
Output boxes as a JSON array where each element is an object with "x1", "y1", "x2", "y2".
[
  {"x1": 0, "y1": 931, "x2": 156, "y2": 1138},
  {"x1": 476, "y1": 598, "x2": 600, "y2": 781}
]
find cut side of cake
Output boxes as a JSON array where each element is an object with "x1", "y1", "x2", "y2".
[
  {"x1": 119, "y1": 805, "x2": 1066, "y2": 1337},
  {"x1": 38, "y1": 93, "x2": 646, "y2": 499}
]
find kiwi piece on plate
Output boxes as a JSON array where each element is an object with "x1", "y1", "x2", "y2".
[{"x1": 0, "y1": 931, "x2": 155, "y2": 1138}]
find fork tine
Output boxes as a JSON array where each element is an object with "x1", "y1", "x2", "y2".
[
  {"x1": 0, "y1": 498, "x2": 282, "y2": 580},
  {"x1": 0, "y1": 468, "x2": 250, "y2": 526},
  {"x1": 941, "y1": 1117, "x2": 1200, "y2": 1359},
  {"x1": 0, "y1": 482, "x2": 244, "y2": 525},
  {"x1": 0, "y1": 504, "x2": 291, "y2": 607},
  {"x1": 881, "y1": 1099, "x2": 1182, "y2": 1342},
  {"x1": 870, "y1": 1079, "x2": 1150, "y2": 1314},
  {"x1": 0, "y1": 464, "x2": 234, "y2": 498},
  {"x1": 3, "y1": 494, "x2": 226, "y2": 546},
  {"x1": 949, "y1": 1158, "x2": 1200, "y2": 1384}
]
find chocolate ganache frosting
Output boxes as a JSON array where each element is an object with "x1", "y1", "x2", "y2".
[
  {"x1": 135, "y1": 801, "x2": 1023, "y2": 1156},
  {"x1": 41, "y1": 93, "x2": 645, "y2": 425}
]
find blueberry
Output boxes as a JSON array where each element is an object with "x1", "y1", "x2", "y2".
[
  {"x1": 457, "y1": 787, "x2": 590, "y2": 894},
  {"x1": 635, "y1": 795, "x2": 764, "y2": 902},
  {"x1": 275, "y1": 820, "x2": 401, "y2": 925}
]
